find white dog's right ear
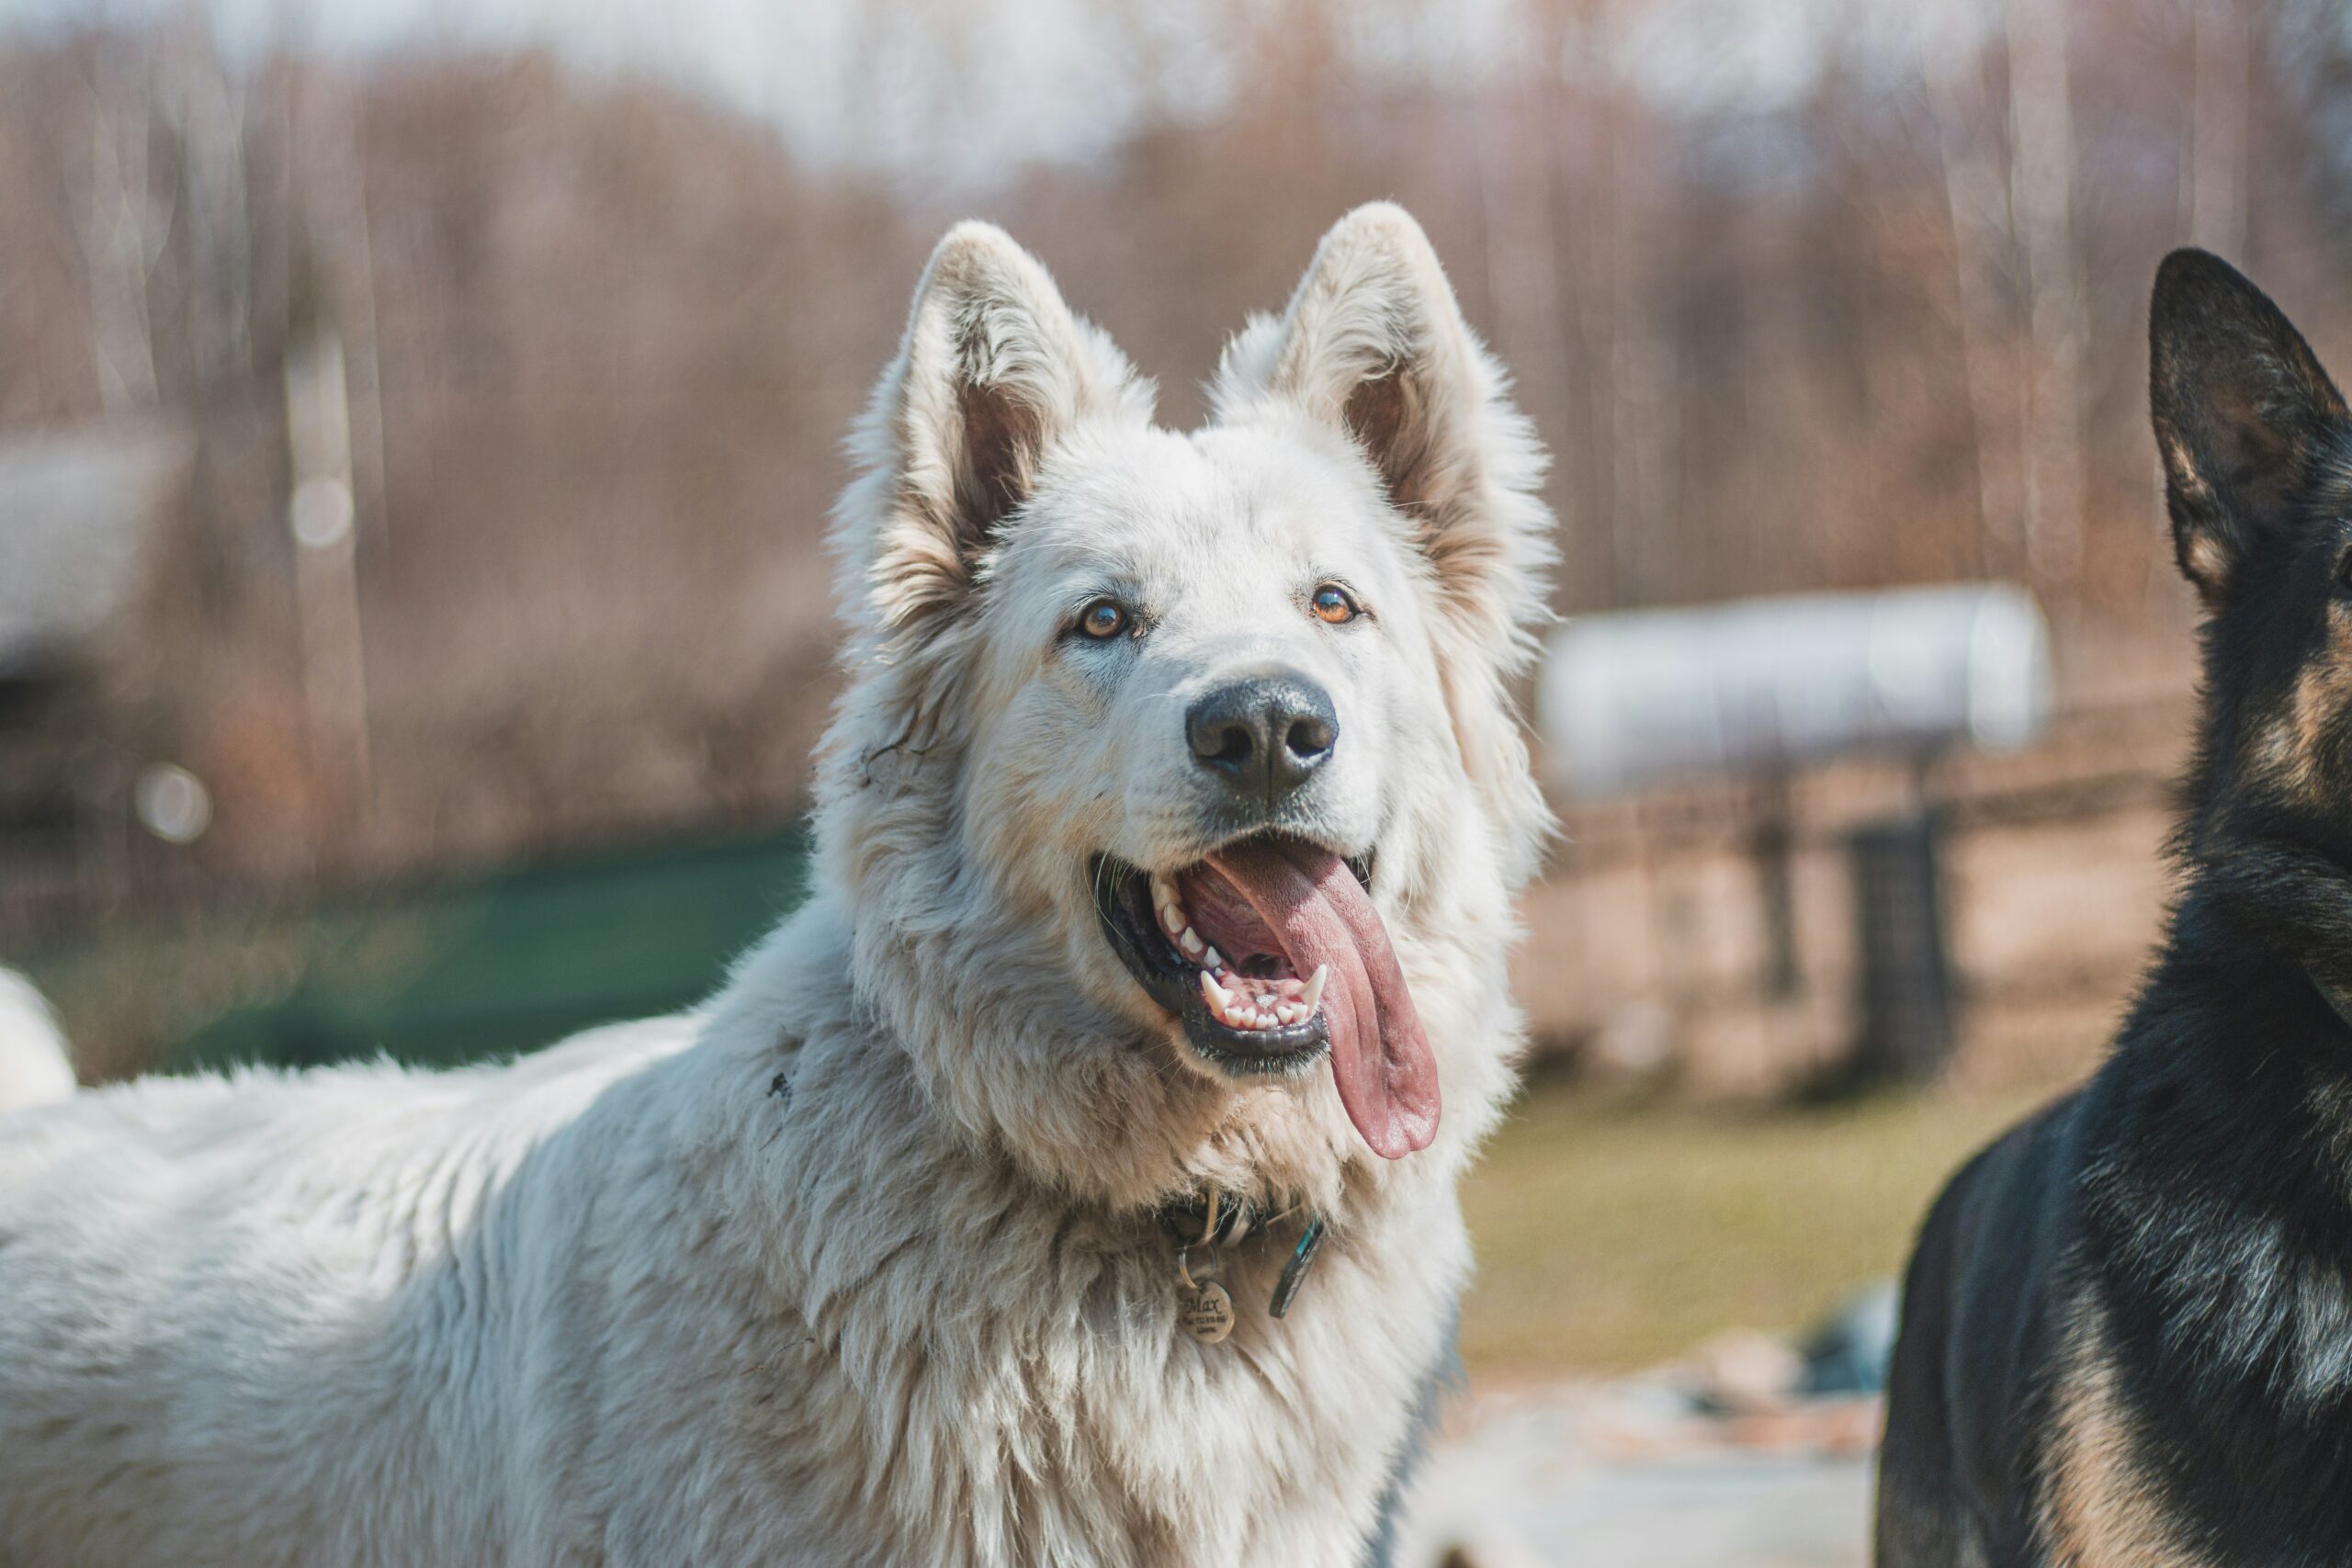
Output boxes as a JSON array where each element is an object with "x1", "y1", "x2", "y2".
[
  {"x1": 835, "y1": 222, "x2": 1148, "y2": 644},
  {"x1": 1212, "y1": 204, "x2": 1552, "y2": 665}
]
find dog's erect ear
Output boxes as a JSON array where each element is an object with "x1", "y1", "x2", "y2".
[
  {"x1": 836, "y1": 222, "x2": 1148, "y2": 644},
  {"x1": 1215, "y1": 207, "x2": 1552, "y2": 638},
  {"x1": 2150, "y1": 248, "x2": 2346, "y2": 606},
  {"x1": 1215, "y1": 205, "x2": 1556, "y2": 874}
]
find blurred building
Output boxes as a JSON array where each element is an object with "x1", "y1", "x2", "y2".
[{"x1": 0, "y1": 424, "x2": 191, "y2": 935}]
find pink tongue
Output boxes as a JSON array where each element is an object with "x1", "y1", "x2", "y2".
[{"x1": 1203, "y1": 840, "x2": 1438, "y2": 1158}]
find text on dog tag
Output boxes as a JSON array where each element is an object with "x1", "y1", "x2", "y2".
[{"x1": 1178, "y1": 1280, "x2": 1235, "y2": 1345}]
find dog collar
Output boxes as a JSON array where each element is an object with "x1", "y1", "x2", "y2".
[
  {"x1": 1155, "y1": 1189, "x2": 1261, "y2": 1247},
  {"x1": 1155, "y1": 1189, "x2": 1329, "y2": 1341}
]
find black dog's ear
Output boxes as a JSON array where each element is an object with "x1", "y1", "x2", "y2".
[{"x1": 2150, "y1": 249, "x2": 2347, "y2": 605}]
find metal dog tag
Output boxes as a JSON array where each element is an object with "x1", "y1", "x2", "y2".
[
  {"x1": 1267, "y1": 1213, "x2": 1327, "y2": 1319},
  {"x1": 1178, "y1": 1279, "x2": 1235, "y2": 1344}
]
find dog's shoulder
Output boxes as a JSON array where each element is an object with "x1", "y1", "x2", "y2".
[{"x1": 1880, "y1": 1090, "x2": 2093, "y2": 1563}]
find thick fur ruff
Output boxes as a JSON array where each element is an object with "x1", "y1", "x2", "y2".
[{"x1": 0, "y1": 206, "x2": 1554, "y2": 1566}]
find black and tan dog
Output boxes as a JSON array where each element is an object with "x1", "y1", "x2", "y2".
[{"x1": 1878, "y1": 252, "x2": 2352, "y2": 1565}]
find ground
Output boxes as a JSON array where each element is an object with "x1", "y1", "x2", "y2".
[
  {"x1": 1396, "y1": 1377, "x2": 1880, "y2": 1567},
  {"x1": 1459, "y1": 1073, "x2": 2062, "y2": 1378},
  {"x1": 1406, "y1": 1073, "x2": 2074, "y2": 1565}
]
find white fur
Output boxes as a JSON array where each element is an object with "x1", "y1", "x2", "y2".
[
  {"x1": 0, "y1": 969, "x2": 74, "y2": 1114},
  {"x1": 0, "y1": 206, "x2": 1555, "y2": 1567}
]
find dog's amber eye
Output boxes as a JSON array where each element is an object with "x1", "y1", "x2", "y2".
[
  {"x1": 1310, "y1": 584, "x2": 1360, "y2": 625},
  {"x1": 1079, "y1": 598, "x2": 1129, "y2": 639}
]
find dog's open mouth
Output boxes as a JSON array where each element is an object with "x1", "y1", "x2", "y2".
[{"x1": 1091, "y1": 834, "x2": 1439, "y2": 1159}]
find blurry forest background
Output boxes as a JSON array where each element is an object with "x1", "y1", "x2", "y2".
[{"x1": 4, "y1": 0, "x2": 2351, "y2": 1371}]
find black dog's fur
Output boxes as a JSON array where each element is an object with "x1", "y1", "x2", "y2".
[{"x1": 1878, "y1": 251, "x2": 2352, "y2": 1566}]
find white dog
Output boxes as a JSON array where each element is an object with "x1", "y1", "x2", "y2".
[{"x1": 0, "y1": 204, "x2": 1554, "y2": 1567}]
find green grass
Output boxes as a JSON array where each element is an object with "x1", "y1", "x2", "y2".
[{"x1": 1458, "y1": 1076, "x2": 2061, "y2": 1380}]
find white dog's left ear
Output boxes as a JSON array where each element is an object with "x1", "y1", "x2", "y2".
[
  {"x1": 1216, "y1": 204, "x2": 1552, "y2": 661},
  {"x1": 837, "y1": 222, "x2": 1150, "y2": 647},
  {"x1": 1216, "y1": 205, "x2": 1556, "y2": 869}
]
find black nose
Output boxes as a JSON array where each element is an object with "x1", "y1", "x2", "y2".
[{"x1": 1186, "y1": 671, "x2": 1339, "y2": 801}]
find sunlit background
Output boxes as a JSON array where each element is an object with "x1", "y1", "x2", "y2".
[{"x1": 2, "y1": 0, "x2": 2341, "y2": 1559}]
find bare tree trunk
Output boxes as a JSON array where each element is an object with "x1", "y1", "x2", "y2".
[
  {"x1": 2188, "y1": 0, "x2": 2249, "y2": 257},
  {"x1": 155, "y1": 19, "x2": 253, "y2": 392},
  {"x1": 1562, "y1": 2, "x2": 1625, "y2": 607},
  {"x1": 78, "y1": 41, "x2": 165, "y2": 417},
  {"x1": 278, "y1": 71, "x2": 390, "y2": 863},
  {"x1": 1919, "y1": 6, "x2": 2024, "y2": 581},
  {"x1": 1476, "y1": 76, "x2": 1566, "y2": 465},
  {"x1": 1609, "y1": 116, "x2": 1671, "y2": 605},
  {"x1": 285, "y1": 329, "x2": 374, "y2": 863},
  {"x1": 295, "y1": 73, "x2": 391, "y2": 560},
  {"x1": 2005, "y1": 0, "x2": 2088, "y2": 595}
]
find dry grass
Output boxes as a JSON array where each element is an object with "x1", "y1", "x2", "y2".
[{"x1": 1457, "y1": 1075, "x2": 2068, "y2": 1381}]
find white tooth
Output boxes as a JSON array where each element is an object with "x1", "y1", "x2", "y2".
[
  {"x1": 1201, "y1": 945, "x2": 1221, "y2": 970},
  {"x1": 1301, "y1": 964, "x2": 1329, "y2": 1013},
  {"x1": 1179, "y1": 927, "x2": 1204, "y2": 958},
  {"x1": 1200, "y1": 970, "x2": 1229, "y2": 1016},
  {"x1": 1159, "y1": 903, "x2": 1184, "y2": 936},
  {"x1": 1279, "y1": 1003, "x2": 1303, "y2": 1025}
]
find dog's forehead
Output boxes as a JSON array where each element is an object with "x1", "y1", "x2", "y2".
[{"x1": 1015, "y1": 423, "x2": 1396, "y2": 590}]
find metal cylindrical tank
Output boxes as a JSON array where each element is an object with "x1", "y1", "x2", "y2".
[{"x1": 1537, "y1": 583, "x2": 2052, "y2": 796}]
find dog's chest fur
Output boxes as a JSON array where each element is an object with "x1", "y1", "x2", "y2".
[{"x1": 591, "y1": 1015, "x2": 1464, "y2": 1566}]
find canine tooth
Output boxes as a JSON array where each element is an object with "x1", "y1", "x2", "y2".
[
  {"x1": 1200, "y1": 970, "x2": 1230, "y2": 1016},
  {"x1": 1301, "y1": 964, "x2": 1329, "y2": 1013},
  {"x1": 1179, "y1": 927, "x2": 1205, "y2": 958}
]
